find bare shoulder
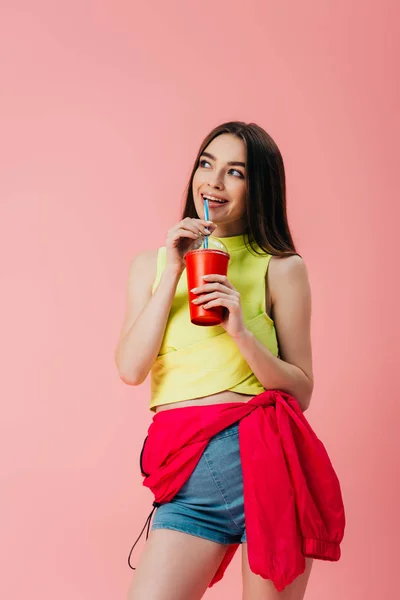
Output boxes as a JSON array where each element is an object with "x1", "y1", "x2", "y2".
[
  {"x1": 117, "y1": 249, "x2": 159, "y2": 342},
  {"x1": 125, "y1": 248, "x2": 159, "y2": 305},
  {"x1": 269, "y1": 253, "x2": 308, "y2": 278},
  {"x1": 268, "y1": 254, "x2": 310, "y2": 299},
  {"x1": 267, "y1": 254, "x2": 312, "y2": 333},
  {"x1": 127, "y1": 248, "x2": 159, "y2": 286}
]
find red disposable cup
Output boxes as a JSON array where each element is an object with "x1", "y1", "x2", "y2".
[{"x1": 185, "y1": 248, "x2": 230, "y2": 326}]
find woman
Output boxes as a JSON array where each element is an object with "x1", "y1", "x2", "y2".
[{"x1": 115, "y1": 122, "x2": 344, "y2": 600}]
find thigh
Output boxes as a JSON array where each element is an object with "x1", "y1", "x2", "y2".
[
  {"x1": 127, "y1": 528, "x2": 228, "y2": 600},
  {"x1": 241, "y1": 544, "x2": 313, "y2": 600}
]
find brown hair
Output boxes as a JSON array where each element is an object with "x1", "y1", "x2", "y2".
[{"x1": 182, "y1": 121, "x2": 298, "y2": 257}]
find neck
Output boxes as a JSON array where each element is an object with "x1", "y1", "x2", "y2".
[{"x1": 212, "y1": 219, "x2": 248, "y2": 238}]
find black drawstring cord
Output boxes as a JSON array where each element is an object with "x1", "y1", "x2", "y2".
[{"x1": 127, "y1": 501, "x2": 162, "y2": 569}]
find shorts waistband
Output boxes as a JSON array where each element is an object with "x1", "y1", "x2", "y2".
[{"x1": 209, "y1": 421, "x2": 239, "y2": 441}]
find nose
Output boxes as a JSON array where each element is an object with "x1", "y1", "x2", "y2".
[{"x1": 207, "y1": 170, "x2": 224, "y2": 190}]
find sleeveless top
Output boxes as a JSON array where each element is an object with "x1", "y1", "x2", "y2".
[{"x1": 149, "y1": 233, "x2": 279, "y2": 411}]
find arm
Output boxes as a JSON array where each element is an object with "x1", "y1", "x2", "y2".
[
  {"x1": 115, "y1": 217, "x2": 215, "y2": 386},
  {"x1": 231, "y1": 255, "x2": 314, "y2": 411},
  {"x1": 114, "y1": 250, "x2": 182, "y2": 385}
]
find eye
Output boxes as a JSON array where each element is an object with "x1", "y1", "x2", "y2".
[
  {"x1": 199, "y1": 159, "x2": 211, "y2": 168},
  {"x1": 229, "y1": 168, "x2": 244, "y2": 178}
]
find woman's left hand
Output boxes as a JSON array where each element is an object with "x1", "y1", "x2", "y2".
[{"x1": 190, "y1": 274, "x2": 247, "y2": 338}]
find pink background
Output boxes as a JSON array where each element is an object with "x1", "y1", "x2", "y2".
[{"x1": 1, "y1": 1, "x2": 399, "y2": 599}]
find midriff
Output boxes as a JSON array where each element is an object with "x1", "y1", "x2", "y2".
[{"x1": 154, "y1": 390, "x2": 254, "y2": 413}]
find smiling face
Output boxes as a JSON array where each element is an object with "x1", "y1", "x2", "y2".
[{"x1": 192, "y1": 133, "x2": 248, "y2": 237}]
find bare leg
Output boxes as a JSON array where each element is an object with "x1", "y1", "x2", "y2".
[
  {"x1": 241, "y1": 544, "x2": 313, "y2": 600},
  {"x1": 126, "y1": 528, "x2": 228, "y2": 600}
]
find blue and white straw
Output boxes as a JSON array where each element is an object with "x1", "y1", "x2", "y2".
[{"x1": 204, "y1": 198, "x2": 209, "y2": 249}]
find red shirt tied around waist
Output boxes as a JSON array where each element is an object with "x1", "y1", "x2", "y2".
[{"x1": 130, "y1": 390, "x2": 345, "y2": 592}]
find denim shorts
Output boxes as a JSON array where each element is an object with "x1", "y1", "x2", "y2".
[{"x1": 150, "y1": 421, "x2": 247, "y2": 544}]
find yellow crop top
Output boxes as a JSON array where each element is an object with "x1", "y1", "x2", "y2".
[{"x1": 149, "y1": 233, "x2": 279, "y2": 411}]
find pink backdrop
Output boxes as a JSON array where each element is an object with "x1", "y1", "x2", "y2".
[{"x1": 1, "y1": 1, "x2": 398, "y2": 598}]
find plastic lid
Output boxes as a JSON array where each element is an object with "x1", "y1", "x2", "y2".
[{"x1": 184, "y1": 235, "x2": 229, "y2": 255}]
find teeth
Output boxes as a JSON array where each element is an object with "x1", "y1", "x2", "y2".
[{"x1": 203, "y1": 195, "x2": 227, "y2": 204}]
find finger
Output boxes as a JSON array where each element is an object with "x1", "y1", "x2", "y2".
[
  {"x1": 197, "y1": 220, "x2": 216, "y2": 233},
  {"x1": 194, "y1": 218, "x2": 215, "y2": 228},
  {"x1": 184, "y1": 219, "x2": 214, "y2": 235},
  {"x1": 201, "y1": 275, "x2": 236, "y2": 290},
  {"x1": 178, "y1": 223, "x2": 204, "y2": 236},
  {"x1": 192, "y1": 291, "x2": 231, "y2": 304},
  {"x1": 171, "y1": 224, "x2": 204, "y2": 241},
  {"x1": 203, "y1": 297, "x2": 239, "y2": 310},
  {"x1": 181, "y1": 224, "x2": 210, "y2": 237},
  {"x1": 169, "y1": 230, "x2": 199, "y2": 243},
  {"x1": 189, "y1": 219, "x2": 216, "y2": 236},
  {"x1": 191, "y1": 282, "x2": 232, "y2": 294}
]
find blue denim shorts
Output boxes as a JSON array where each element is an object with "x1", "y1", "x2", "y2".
[{"x1": 150, "y1": 421, "x2": 247, "y2": 545}]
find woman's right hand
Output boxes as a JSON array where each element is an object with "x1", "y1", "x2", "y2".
[{"x1": 165, "y1": 217, "x2": 217, "y2": 272}]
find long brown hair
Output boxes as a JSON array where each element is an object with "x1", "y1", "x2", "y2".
[{"x1": 182, "y1": 121, "x2": 298, "y2": 257}]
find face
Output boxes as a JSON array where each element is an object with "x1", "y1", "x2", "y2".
[{"x1": 192, "y1": 133, "x2": 248, "y2": 236}]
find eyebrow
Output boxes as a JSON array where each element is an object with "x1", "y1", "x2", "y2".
[{"x1": 200, "y1": 151, "x2": 246, "y2": 168}]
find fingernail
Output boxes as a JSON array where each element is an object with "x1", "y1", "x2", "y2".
[{"x1": 191, "y1": 288, "x2": 199, "y2": 293}]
